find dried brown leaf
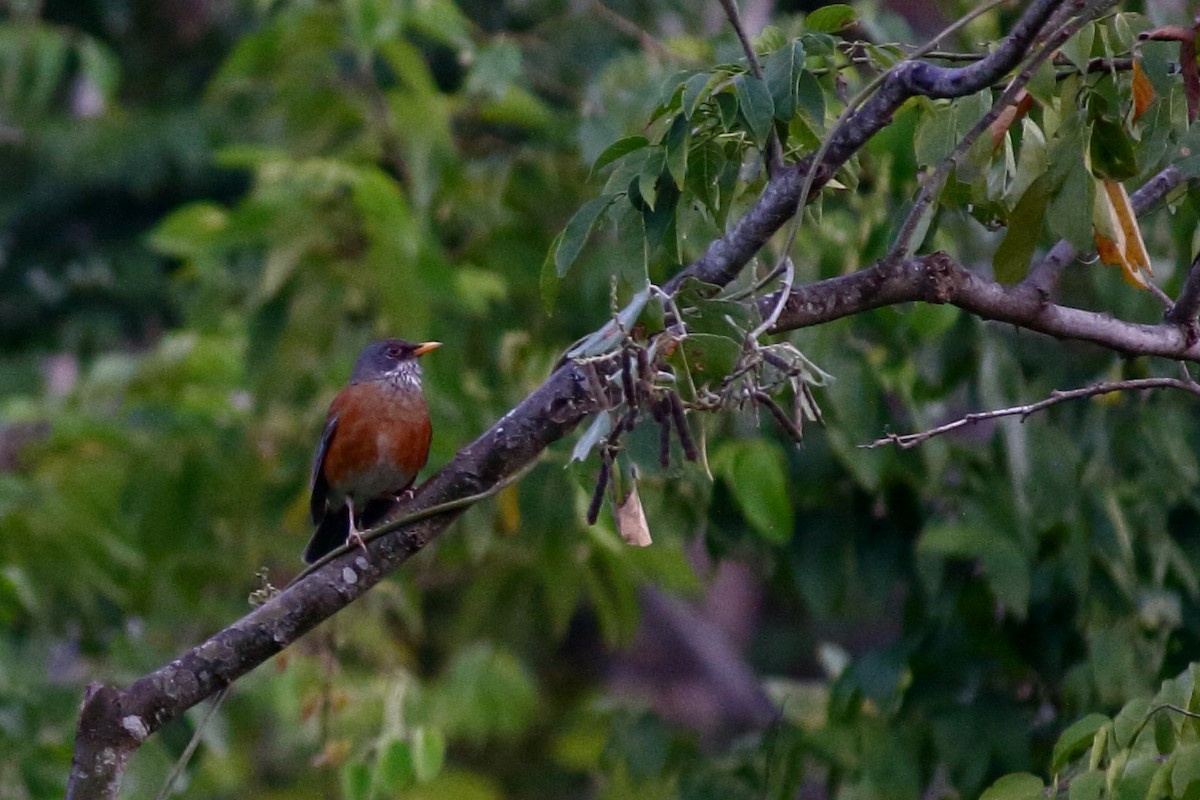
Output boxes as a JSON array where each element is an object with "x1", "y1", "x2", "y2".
[
  {"x1": 989, "y1": 90, "x2": 1034, "y2": 149},
  {"x1": 615, "y1": 484, "x2": 652, "y2": 547}
]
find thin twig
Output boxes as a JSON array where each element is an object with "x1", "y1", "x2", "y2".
[
  {"x1": 748, "y1": 257, "x2": 795, "y2": 340},
  {"x1": 1147, "y1": 280, "x2": 1176, "y2": 309},
  {"x1": 862, "y1": 377, "x2": 1200, "y2": 449},
  {"x1": 154, "y1": 687, "x2": 230, "y2": 800}
]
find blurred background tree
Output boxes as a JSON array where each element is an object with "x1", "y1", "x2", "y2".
[{"x1": 4, "y1": 0, "x2": 1200, "y2": 798}]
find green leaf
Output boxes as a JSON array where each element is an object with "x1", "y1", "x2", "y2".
[
  {"x1": 147, "y1": 202, "x2": 230, "y2": 260},
  {"x1": 465, "y1": 40, "x2": 523, "y2": 98},
  {"x1": 672, "y1": 332, "x2": 742, "y2": 385},
  {"x1": 715, "y1": 90, "x2": 739, "y2": 130},
  {"x1": 979, "y1": 773, "x2": 1043, "y2": 800},
  {"x1": 75, "y1": 35, "x2": 121, "y2": 101},
  {"x1": 340, "y1": 761, "x2": 372, "y2": 800},
  {"x1": 1090, "y1": 116, "x2": 1139, "y2": 180},
  {"x1": 682, "y1": 71, "x2": 717, "y2": 118},
  {"x1": 800, "y1": 31, "x2": 836, "y2": 56},
  {"x1": 431, "y1": 644, "x2": 539, "y2": 741},
  {"x1": 376, "y1": 739, "x2": 415, "y2": 792},
  {"x1": 716, "y1": 148, "x2": 740, "y2": 225},
  {"x1": 478, "y1": 85, "x2": 556, "y2": 133},
  {"x1": 733, "y1": 74, "x2": 775, "y2": 147},
  {"x1": 555, "y1": 194, "x2": 618, "y2": 278},
  {"x1": 566, "y1": 286, "x2": 652, "y2": 359},
  {"x1": 1172, "y1": 745, "x2": 1200, "y2": 798},
  {"x1": 20, "y1": 26, "x2": 70, "y2": 112},
  {"x1": 1111, "y1": 755, "x2": 1159, "y2": 800},
  {"x1": 755, "y1": 26, "x2": 787, "y2": 55},
  {"x1": 914, "y1": 102, "x2": 955, "y2": 167},
  {"x1": 590, "y1": 136, "x2": 650, "y2": 178},
  {"x1": 1008, "y1": 119, "x2": 1046, "y2": 204},
  {"x1": 1113, "y1": 696, "x2": 1152, "y2": 748},
  {"x1": 1048, "y1": 151, "x2": 1095, "y2": 251},
  {"x1": 1068, "y1": 771, "x2": 1105, "y2": 800},
  {"x1": 713, "y1": 439, "x2": 794, "y2": 543},
  {"x1": 917, "y1": 524, "x2": 1031, "y2": 618},
  {"x1": 804, "y1": 4, "x2": 857, "y2": 34},
  {"x1": 637, "y1": 148, "x2": 666, "y2": 211},
  {"x1": 407, "y1": 0, "x2": 472, "y2": 49},
  {"x1": 1026, "y1": 58, "x2": 1057, "y2": 105},
  {"x1": 686, "y1": 139, "x2": 727, "y2": 211},
  {"x1": 993, "y1": 173, "x2": 1055, "y2": 285},
  {"x1": 540, "y1": 230, "x2": 564, "y2": 312},
  {"x1": 765, "y1": 39, "x2": 805, "y2": 121},
  {"x1": 663, "y1": 114, "x2": 689, "y2": 188},
  {"x1": 1052, "y1": 714, "x2": 1110, "y2": 773},
  {"x1": 571, "y1": 413, "x2": 611, "y2": 464},
  {"x1": 1059, "y1": 21, "x2": 1095, "y2": 73},
  {"x1": 411, "y1": 726, "x2": 446, "y2": 782},
  {"x1": 652, "y1": 70, "x2": 689, "y2": 120},
  {"x1": 796, "y1": 70, "x2": 825, "y2": 127},
  {"x1": 1177, "y1": 124, "x2": 1200, "y2": 179}
]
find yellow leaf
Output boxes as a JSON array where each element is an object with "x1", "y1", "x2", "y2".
[
  {"x1": 1092, "y1": 179, "x2": 1151, "y2": 289},
  {"x1": 495, "y1": 483, "x2": 521, "y2": 535},
  {"x1": 1132, "y1": 60, "x2": 1155, "y2": 122},
  {"x1": 1104, "y1": 179, "x2": 1152, "y2": 275}
]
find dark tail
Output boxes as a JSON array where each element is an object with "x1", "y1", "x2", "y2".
[
  {"x1": 304, "y1": 506, "x2": 349, "y2": 564},
  {"x1": 357, "y1": 497, "x2": 394, "y2": 530},
  {"x1": 303, "y1": 499, "x2": 395, "y2": 563}
]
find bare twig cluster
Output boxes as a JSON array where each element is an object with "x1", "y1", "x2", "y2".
[{"x1": 576, "y1": 337, "x2": 699, "y2": 525}]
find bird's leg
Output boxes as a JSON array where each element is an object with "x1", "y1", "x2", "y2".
[{"x1": 346, "y1": 499, "x2": 369, "y2": 554}]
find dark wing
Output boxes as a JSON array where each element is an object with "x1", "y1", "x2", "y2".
[{"x1": 309, "y1": 415, "x2": 339, "y2": 525}]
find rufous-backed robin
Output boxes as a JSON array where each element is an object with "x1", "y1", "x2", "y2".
[{"x1": 305, "y1": 338, "x2": 440, "y2": 563}]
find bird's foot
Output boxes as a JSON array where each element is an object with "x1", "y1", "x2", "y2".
[{"x1": 348, "y1": 527, "x2": 369, "y2": 555}]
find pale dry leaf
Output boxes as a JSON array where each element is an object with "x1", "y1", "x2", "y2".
[{"x1": 615, "y1": 484, "x2": 652, "y2": 547}]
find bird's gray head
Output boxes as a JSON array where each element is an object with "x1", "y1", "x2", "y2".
[{"x1": 349, "y1": 339, "x2": 441, "y2": 387}]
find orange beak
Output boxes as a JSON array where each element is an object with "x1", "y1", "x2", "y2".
[{"x1": 411, "y1": 341, "x2": 441, "y2": 357}]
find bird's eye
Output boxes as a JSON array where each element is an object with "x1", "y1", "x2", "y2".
[{"x1": 386, "y1": 345, "x2": 403, "y2": 359}]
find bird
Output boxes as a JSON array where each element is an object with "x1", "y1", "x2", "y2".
[{"x1": 305, "y1": 338, "x2": 440, "y2": 564}]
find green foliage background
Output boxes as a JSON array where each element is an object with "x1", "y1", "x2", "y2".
[{"x1": 4, "y1": 0, "x2": 1200, "y2": 798}]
